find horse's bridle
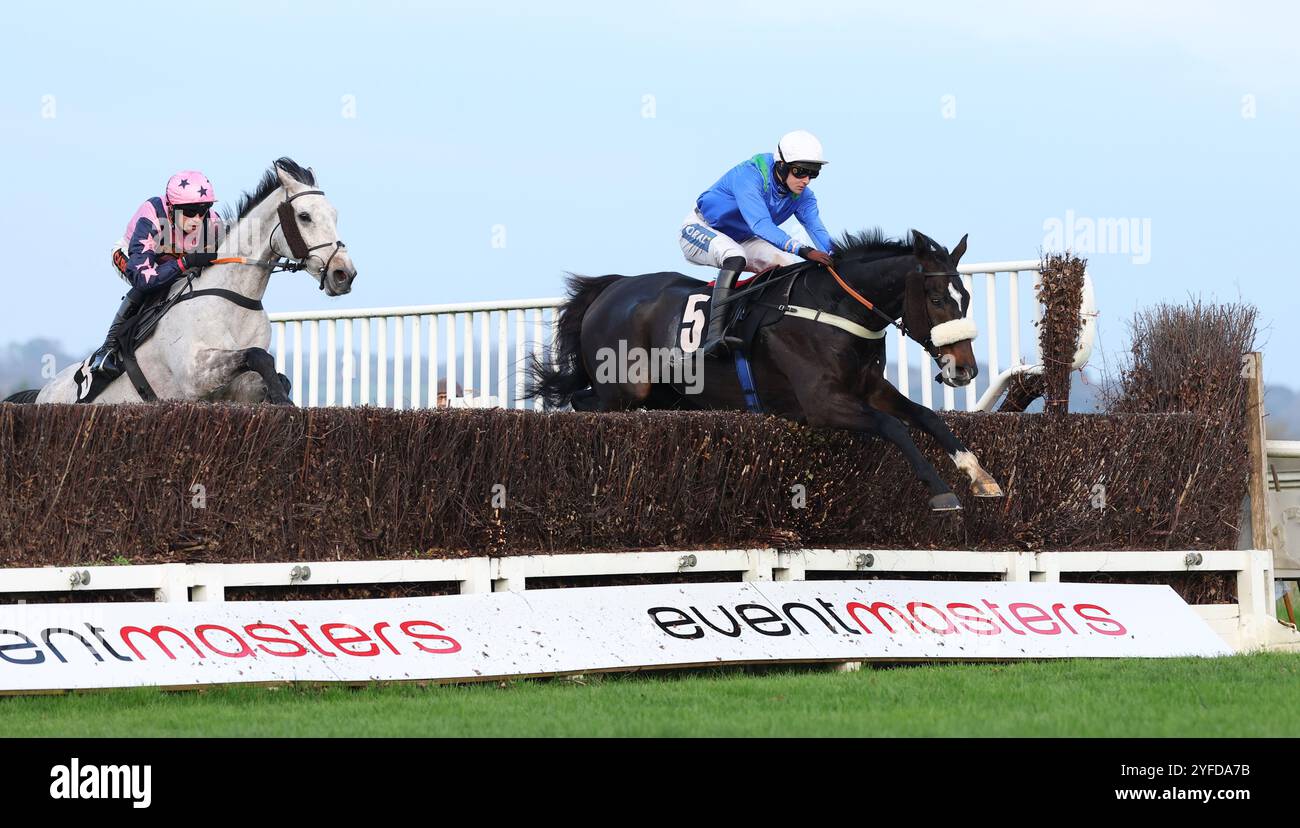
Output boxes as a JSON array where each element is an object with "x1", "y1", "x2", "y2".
[
  {"x1": 827, "y1": 262, "x2": 965, "y2": 361},
  {"x1": 272, "y1": 189, "x2": 347, "y2": 292}
]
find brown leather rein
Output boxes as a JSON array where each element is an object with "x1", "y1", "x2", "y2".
[{"x1": 826, "y1": 262, "x2": 960, "y2": 360}]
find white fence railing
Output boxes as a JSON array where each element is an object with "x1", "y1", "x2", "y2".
[
  {"x1": 268, "y1": 260, "x2": 1096, "y2": 412},
  {"x1": 0, "y1": 548, "x2": 1285, "y2": 652}
]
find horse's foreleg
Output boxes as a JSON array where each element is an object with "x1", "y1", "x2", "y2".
[
  {"x1": 237, "y1": 348, "x2": 292, "y2": 405},
  {"x1": 867, "y1": 382, "x2": 1003, "y2": 497},
  {"x1": 191, "y1": 348, "x2": 292, "y2": 405},
  {"x1": 806, "y1": 393, "x2": 960, "y2": 511}
]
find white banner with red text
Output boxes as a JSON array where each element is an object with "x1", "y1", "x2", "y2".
[{"x1": 0, "y1": 580, "x2": 1230, "y2": 691}]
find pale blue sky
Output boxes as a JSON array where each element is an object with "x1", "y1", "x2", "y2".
[{"x1": 2, "y1": 1, "x2": 1297, "y2": 384}]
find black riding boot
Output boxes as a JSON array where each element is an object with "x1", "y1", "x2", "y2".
[
  {"x1": 86, "y1": 290, "x2": 145, "y2": 378},
  {"x1": 699, "y1": 256, "x2": 747, "y2": 357}
]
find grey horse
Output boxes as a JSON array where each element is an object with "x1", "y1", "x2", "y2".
[{"x1": 13, "y1": 158, "x2": 357, "y2": 405}]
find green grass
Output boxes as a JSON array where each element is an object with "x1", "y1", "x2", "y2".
[{"x1": 3, "y1": 654, "x2": 1297, "y2": 737}]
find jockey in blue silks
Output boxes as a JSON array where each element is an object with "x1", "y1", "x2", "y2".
[{"x1": 679, "y1": 130, "x2": 835, "y2": 356}]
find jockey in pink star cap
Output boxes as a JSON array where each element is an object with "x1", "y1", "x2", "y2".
[{"x1": 89, "y1": 169, "x2": 225, "y2": 379}]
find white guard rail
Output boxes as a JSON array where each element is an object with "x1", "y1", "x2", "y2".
[
  {"x1": 0, "y1": 548, "x2": 1290, "y2": 653},
  {"x1": 268, "y1": 260, "x2": 1096, "y2": 412}
]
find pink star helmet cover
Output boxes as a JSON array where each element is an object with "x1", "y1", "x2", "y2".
[{"x1": 165, "y1": 171, "x2": 217, "y2": 207}]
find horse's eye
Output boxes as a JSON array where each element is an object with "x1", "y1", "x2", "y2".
[
  {"x1": 298, "y1": 212, "x2": 312, "y2": 222},
  {"x1": 930, "y1": 298, "x2": 942, "y2": 306}
]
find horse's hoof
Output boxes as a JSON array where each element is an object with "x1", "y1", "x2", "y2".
[
  {"x1": 929, "y1": 493, "x2": 962, "y2": 512},
  {"x1": 972, "y1": 479, "x2": 1004, "y2": 498}
]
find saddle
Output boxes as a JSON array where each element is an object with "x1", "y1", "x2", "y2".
[
  {"x1": 72, "y1": 274, "x2": 266, "y2": 403},
  {"x1": 722, "y1": 262, "x2": 809, "y2": 353},
  {"x1": 683, "y1": 261, "x2": 814, "y2": 413}
]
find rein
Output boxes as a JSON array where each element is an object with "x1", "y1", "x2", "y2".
[
  {"x1": 705, "y1": 257, "x2": 968, "y2": 361},
  {"x1": 826, "y1": 262, "x2": 960, "y2": 360}
]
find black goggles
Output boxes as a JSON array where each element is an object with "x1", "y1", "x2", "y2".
[
  {"x1": 789, "y1": 165, "x2": 821, "y2": 180},
  {"x1": 175, "y1": 203, "x2": 212, "y2": 218}
]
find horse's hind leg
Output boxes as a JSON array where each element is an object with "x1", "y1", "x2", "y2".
[
  {"x1": 570, "y1": 387, "x2": 603, "y2": 411},
  {"x1": 586, "y1": 345, "x2": 653, "y2": 411},
  {"x1": 593, "y1": 382, "x2": 649, "y2": 411}
]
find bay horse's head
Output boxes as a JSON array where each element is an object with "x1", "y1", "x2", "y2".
[{"x1": 903, "y1": 230, "x2": 978, "y2": 387}]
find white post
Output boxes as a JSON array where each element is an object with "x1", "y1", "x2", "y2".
[
  {"x1": 464, "y1": 311, "x2": 475, "y2": 401},
  {"x1": 920, "y1": 352, "x2": 933, "y2": 408},
  {"x1": 743, "y1": 548, "x2": 777, "y2": 582},
  {"x1": 342, "y1": 319, "x2": 353, "y2": 407},
  {"x1": 291, "y1": 321, "x2": 303, "y2": 407},
  {"x1": 394, "y1": 315, "x2": 405, "y2": 411},
  {"x1": 459, "y1": 558, "x2": 494, "y2": 594},
  {"x1": 480, "y1": 311, "x2": 491, "y2": 405},
  {"x1": 326, "y1": 319, "x2": 337, "y2": 406},
  {"x1": 411, "y1": 315, "x2": 422, "y2": 410},
  {"x1": 515, "y1": 311, "x2": 526, "y2": 410},
  {"x1": 896, "y1": 326, "x2": 909, "y2": 397},
  {"x1": 190, "y1": 566, "x2": 225, "y2": 602},
  {"x1": 1031, "y1": 270, "x2": 1042, "y2": 365},
  {"x1": 155, "y1": 565, "x2": 190, "y2": 604},
  {"x1": 497, "y1": 311, "x2": 508, "y2": 407},
  {"x1": 308, "y1": 319, "x2": 319, "y2": 407},
  {"x1": 984, "y1": 271, "x2": 999, "y2": 379},
  {"x1": 377, "y1": 317, "x2": 388, "y2": 407},
  {"x1": 446, "y1": 313, "x2": 458, "y2": 404},
  {"x1": 274, "y1": 322, "x2": 286, "y2": 375},
  {"x1": 962, "y1": 274, "x2": 977, "y2": 410},
  {"x1": 532, "y1": 310, "x2": 544, "y2": 411},
  {"x1": 428, "y1": 315, "x2": 439, "y2": 408},
  {"x1": 360, "y1": 317, "x2": 371, "y2": 405},
  {"x1": 1008, "y1": 270, "x2": 1022, "y2": 366}
]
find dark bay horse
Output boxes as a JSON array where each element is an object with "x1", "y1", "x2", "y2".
[{"x1": 529, "y1": 229, "x2": 1003, "y2": 511}]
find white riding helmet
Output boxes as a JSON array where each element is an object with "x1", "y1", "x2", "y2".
[{"x1": 777, "y1": 130, "x2": 827, "y2": 166}]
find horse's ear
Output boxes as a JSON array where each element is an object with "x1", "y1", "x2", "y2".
[
  {"x1": 911, "y1": 229, "x2": 934, "y2": 258},
  {"x1": 275, "y1": 163, "x2": 299, "y2": 192},
  {"x1": 950, "y1": 233, "x2": 968, "y2": 267}
]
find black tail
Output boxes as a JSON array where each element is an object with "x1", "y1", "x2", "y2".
[
  {"x1": 3, "y1": 390, "x2": 39, "y2": 404},
  {"x1": 526, "y1": 273, "x2": 625, "y2": 409}
]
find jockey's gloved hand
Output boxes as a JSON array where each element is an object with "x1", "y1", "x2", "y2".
[
  {"x1": 800, "y1": 247, "x2": 833, "y2": 267},
  {"x1": 182, "y1": 252, "x2": 219, "y2": 271}
]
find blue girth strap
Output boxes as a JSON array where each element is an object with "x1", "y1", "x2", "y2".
[{"x1": 733, "y1": 350, "x2": 762, "y2": 413}]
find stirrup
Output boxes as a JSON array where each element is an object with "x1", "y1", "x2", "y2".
[
  {"x1": 87, "y1": 346, "x2": 123, "y2": 378},
  {"x1": 699, "y1": 333, "x2": 742, "y2": 358}
]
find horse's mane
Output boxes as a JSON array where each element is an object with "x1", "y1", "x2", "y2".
[
  {"x1": 831, "y1": 228, "x2": 915, "y2": 262},
  {"x1": 219, "y1": 157, "x2": 316, "y2": 226}
]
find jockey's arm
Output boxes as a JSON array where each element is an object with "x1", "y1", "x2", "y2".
[
  {"x1": 124, "y1": 215, "x2": 186, "y2": 290},
  {"x1": 734, "y1": 167, "x2": 804, "y2": 257},
  {"x1": 794, "y1": 189, "x2": 834, "y2": 253}
]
